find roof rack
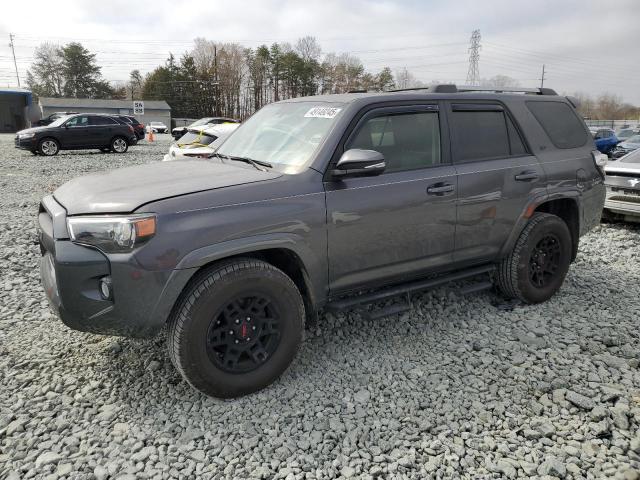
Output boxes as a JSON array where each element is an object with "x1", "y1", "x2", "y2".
[{"x1": 390, "y1": 84, "x2": 557, "y2": 96}]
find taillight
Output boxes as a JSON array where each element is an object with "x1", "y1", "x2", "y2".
[
  {"x1": 128, "y1": 125, "x2": 134, "y2": 132},
  {"x1": 591, "y1": 150, "x2": 607, "y2": 177}
]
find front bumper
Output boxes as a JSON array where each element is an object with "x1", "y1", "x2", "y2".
[
  {"x1": 38, "y1": 195, "x2": 196, "y2": 338},
  {"x1": 604, "y1": 175, "x2": 640, "y2": 221},
  {"x1": 15, "y1": 135, "x2": 37, "y2": 150}
]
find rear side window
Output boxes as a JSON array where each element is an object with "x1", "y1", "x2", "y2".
[
  {"x1": 90, "y1": 116, "x2": 118, "y2": 126},
  {"x1": 526, "y1": 101, "x2": 587, "y2": 149},
  {"x1": 450, "y1": 110, "x2": 507, "y2": 161}
]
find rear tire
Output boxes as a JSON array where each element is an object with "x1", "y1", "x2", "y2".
[
  {"x1": 495, "y1": 213, "x2": 572, "y2": 304},
  {"x1": 167, "y1": 258, "x2": 305, "y2": 398},
  {"x1": 38, "y1": 138, "x2": 59, "y2": 156}
]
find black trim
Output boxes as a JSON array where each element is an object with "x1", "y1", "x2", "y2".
[{"x1": 452, "y1": 104, "x2": 504, "y2": 112}]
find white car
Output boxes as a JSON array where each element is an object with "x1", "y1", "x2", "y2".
[
  {"x1": 148, "y1": 121, "x2": 168, "y2": 134},
  {"x1": 162, "y1": 123, "x2": 240, "y2": 161},
  {"x1": 603, "y1": 148, "x2": 640, "y2": 222}
]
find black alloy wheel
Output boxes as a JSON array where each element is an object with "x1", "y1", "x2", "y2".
[
  {"x1": 206, "y1": 294, "x2": 282, "y2": 374},
  {"x1": 528, "y1": 234, "x2": 561, "y2": 288}
]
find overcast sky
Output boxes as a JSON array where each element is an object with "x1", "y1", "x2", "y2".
[{"x1": 1, "y1": 0, "x2": 639, "y2": 103}]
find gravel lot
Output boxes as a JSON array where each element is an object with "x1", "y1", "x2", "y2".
[{"x1": 1, "y1": 132, "x2": 639, "y2": 480}]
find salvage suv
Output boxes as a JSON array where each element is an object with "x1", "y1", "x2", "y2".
[{"x1": 38, "y1": 85, "x2": 606, "y2": 398}]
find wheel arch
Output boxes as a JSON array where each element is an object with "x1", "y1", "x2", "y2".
[
  {"x1": 499, "y1": 193, "x2": 581, "y2": 262},
  {"x1": 171, "y1": 242, "x2": 321, "y2": 326},
  {"x1": 532, "y1": 198, "x2": 580, "y2": 261}
]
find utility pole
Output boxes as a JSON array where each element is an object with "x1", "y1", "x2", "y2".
[
  {"x1": 540, "y1": 64, "x2": 546, "y2": 88},
  {"x1": 213, "y1": 45, "x2": 218, "y2": 116},
  {"x1": 9, "y1": 33, "x2": 20, "y2": 88},
  {"x1": 466, "y1": 30, "x2": 481, "y2": 86}
]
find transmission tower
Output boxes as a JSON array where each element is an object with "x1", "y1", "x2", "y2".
[{"x1": 466, "y1": 29, "x2": 481, "y2": 86}]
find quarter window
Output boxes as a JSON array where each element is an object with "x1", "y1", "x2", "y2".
[
  {"x1": 526, "y1": 101, "x2": 587, "y2": 149},
  {"x1": 346, "y1": 111, "x2": 441, "y2": 172}
]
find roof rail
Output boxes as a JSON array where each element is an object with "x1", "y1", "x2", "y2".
[{"x1": 389, "y1": 84, "x2": 557, "y2": 96}]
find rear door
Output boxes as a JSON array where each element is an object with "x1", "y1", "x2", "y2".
[
  {"x1": 325, "y1": 104, "x2": 458, "y2": 294},
  {"x1": 446, "y1": 102, "x2": 546, "y2": 263},
  {"x1": 89, "y1": 116, "x2": 119, "y2": 145}
]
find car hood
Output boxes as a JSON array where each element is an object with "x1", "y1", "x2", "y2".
[
  {"x1": 17, "y1": 126, "x2": 52, "y2": 135},
  {"x1": 618, "y1": 142, "x2": 640, "y2": 149},
  {"x1": 54, "y1": 159, "x2": 282, "y2": 215}
]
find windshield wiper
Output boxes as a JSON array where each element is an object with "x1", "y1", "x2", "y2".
[{"x1": 211, "y1": 152, "x2": 272, "y2": 171}]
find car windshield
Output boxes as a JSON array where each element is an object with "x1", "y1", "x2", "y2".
[
  {"x1": 151, "y1": 122, "x2": 163, "y2": 126},
  {"x1": 48, "y1": 115, "x2": 73, "y2": 127},
  {"x1": 625, "y1": 135, "x2": 640, "y2": 144},
  {"x1": 216, "y1": 102, "x2": 344, "y2": 170}
]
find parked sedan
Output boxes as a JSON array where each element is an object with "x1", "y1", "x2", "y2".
[
  {"x1": 163, "y1": 123, "x2": 239, "y2": 161},
  {"x1": 590, "y1": 127, "x2": 619, "y2": 155},
  {"x1": 603, "y1": 149, "x2": 640, "y2": 222},
  {"x1": 615, "y1": 127, "x2": 640, "y2": 141},
  {"x1": 610, "y1": 135, "x2": 640, "y2": 160},
  {"x1": 148, "y1": 121, "x2": 168, "y2": 134},
  {"x1": 171, "y1": 117, "x2": 239, "y2": 140},
  {"x1": 15, "y1": 114, "x2": 137, "y2": 156}
]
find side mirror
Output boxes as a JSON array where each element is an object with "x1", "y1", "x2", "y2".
[{"x1": 331, "y1": 149, "x2": 385, "y2": 178}]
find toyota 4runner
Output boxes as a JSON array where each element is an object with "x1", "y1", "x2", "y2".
[{"x1": 38, "y1": 85, "x2": 606, "y2": 398}]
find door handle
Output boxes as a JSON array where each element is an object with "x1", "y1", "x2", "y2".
[
  {"x1": 514, "y1": 171, "x2": 539, "y2": 181},
  {"x1": 427, "y1": 183, "x2": 455, "y2": 195}
]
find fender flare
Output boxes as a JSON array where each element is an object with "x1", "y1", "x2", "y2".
[
  {"x1": 498, "y1": 190, "x2": 581, "y2": 260},
  {"x1": 175, "y1": 233, "x2": 326, "y2": 311}
]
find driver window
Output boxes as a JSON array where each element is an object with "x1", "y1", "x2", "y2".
[
  {"x1": 347, "y1": 111, "x2": 441, "y2": 172},
  {"x1": 66, "y1": 116, "x2": 89, "y2": 127}
]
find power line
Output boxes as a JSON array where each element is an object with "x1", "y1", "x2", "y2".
[{"x1": 466, "y1": 30, "x2": 481, "y2": 86}]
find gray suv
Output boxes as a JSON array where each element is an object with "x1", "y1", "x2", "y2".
[{"x1": 38, "y1": 85, "x2": 606, "y2": 398}]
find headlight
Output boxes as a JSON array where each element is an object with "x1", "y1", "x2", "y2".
[
  {"x1": 67, "y1": 214, "x2": 156, "y2": 253},
  {"x1": 19, "y1": 133, "x2": 35, "y2": 139}
]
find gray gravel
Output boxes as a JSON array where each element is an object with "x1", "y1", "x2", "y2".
[{"x1": 1, "y1": 132, "x2": 639, "y2": 479}]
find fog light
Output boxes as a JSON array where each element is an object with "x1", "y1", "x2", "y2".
[{"x1": 99, "y1": 276, "x2": 113, "y2": 300}]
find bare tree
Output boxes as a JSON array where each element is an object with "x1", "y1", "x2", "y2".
[
  {"x1": 480, "y1": 75, "x2": 520, "y2": 88},
  {"x1": 295, "y1": 36, "x2": 322, "y2": 62}
]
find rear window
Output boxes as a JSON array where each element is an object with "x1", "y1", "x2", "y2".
[
  {"x1": 177, "y1": 130, "x2": 217, "y2": 146},
  {"x1": 526, "y1": 101, "x2": 587, "y2": 149}
]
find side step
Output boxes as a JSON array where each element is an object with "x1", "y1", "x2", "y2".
[{"x1": 325, "y1": 264, "x2": 495, "y2": 313}]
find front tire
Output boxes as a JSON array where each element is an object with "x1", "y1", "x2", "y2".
[
  {"x1": 167, "y1": 259, "x2": 305, "y2": 398},
  {"x1": 38, "y1": 138, "x2": 59, "y2": 156},
  {"x1": 495, "y1": 213, "x2": 572, "y2": 304},
  {"x1": 110, "y1": 137, "x2": 128, "y2": 153}
]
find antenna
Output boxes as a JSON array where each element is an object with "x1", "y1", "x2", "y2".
[{"x1": 466, "y1": 29, "x2": 481, "y2": 86}]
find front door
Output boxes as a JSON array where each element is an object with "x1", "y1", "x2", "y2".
[
  {"x1": 60, "y1": 115, "x2": 91, "y2": 148},
  {"x1": 446, "y1": 102, "x2": 547, "y2": 263},
  {"x1": 325, "y1": 105, "x2": 457, "y2": 294}
]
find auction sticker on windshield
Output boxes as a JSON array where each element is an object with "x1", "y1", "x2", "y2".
[{"x1": 304, "y1": 107, "x2": 342, "y2": 119}]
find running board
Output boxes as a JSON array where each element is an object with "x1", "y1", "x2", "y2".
[{"x1": 325, "y1": 264, "x2": 495, "y2": 312}]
